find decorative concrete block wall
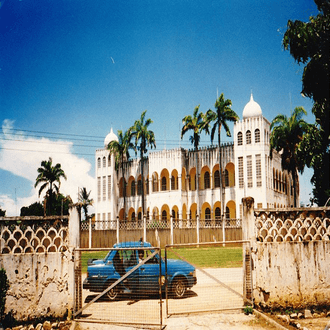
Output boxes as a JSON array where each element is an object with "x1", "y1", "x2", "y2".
[
  {"x1": 0, "y1": 206, "x2": 80, "y2": 321},
  {"x1": 242, "y1": 197, "x2": 330, "y2": 309}
]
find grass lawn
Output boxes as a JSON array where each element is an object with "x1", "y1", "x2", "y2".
[
  {"x1": 80, "y1": 246, "x2": 243, "y2": 273},
  {"x1": 165, "y1": 246, "x2": 243, "y2": 268}
]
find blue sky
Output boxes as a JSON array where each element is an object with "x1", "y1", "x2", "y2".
[{"x1": 0, "y1": 0, "x2": 318, "y2": 215}]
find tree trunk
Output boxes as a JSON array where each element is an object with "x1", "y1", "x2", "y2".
[{"x1": 141, "y1": 149, "x2": 145, "y2": 218}]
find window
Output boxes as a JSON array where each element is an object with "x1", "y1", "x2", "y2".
[
  {"x1": 205, "y1": 207, "x2": 211, "y2": 226},
  {"x1": 215, "y1": 207, "x2": 221, "y2": 226},
  {"x1": 162, "y1": 210, "x2": 167, "y2": 221},
  {"x1": 204, "y1": 172, "x2": 210, "y2": 189},
  {"x1": 238, "y1": 157, "x2": 244, "y2": 188},
  {"x1": 131, "y1": 181, "x2": 136, "y2": 196},
  {"x1": 171, "y1": 176, "x2": 178, "y2": 190},
  {"x1": 146, "y1": 178, "x2": 149, "y2": 195},
  {"x1": 97, "y1": 177, "x2": 101, "y2": 201},
  {"x1": 152, "y1": 175, "x2": 158, "y2": 192},
  {"x1": 237, "y1": 132, "x2": 243, "y2": 146},
  {"x1": 103, "y1": 156, "x2": 106, "y2": 168},
  {"x1": 256, "y1": 154, "x2": 262, "y2": 187},
  {"x1": 97, "y1": 158, "x2": 101, "y2": 169},
  {"x1": 161, "y1": 177, "x2": 167, "y2": 191},
  {"x1": 108, "y1": 175, "x2": 111, "y2": 200},
  {"x1": 225, "y1": 207, "x2": 230, "y2": 219},
  {"x1": 246, "y1": 130, "x2": 251, "y2": 144},
  {"x1": 225, "y1": 169, "x2": 229, "y2": 187},
  {"x1": 247, "y1": 155, "x2": 252, "y2": 188},
  {"x1": 131, "y1": 212, "x2": 135, "y2": 222},
  {"x1": 137, "y1": 179, "x2": 142, "y2": 195},
  {"x1": 103, "y1": 176, "x2": 106, "y2": 201},
  {"x1": 214, "y1": 170, "x2": 220, "y2": 188},
  {"x1": 255, "y1": 129, "x2": 260, "y2": 143}
]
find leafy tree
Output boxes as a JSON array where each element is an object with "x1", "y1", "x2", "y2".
[
  {"x1": 131, "y1": 110, "x2": 156, "y2": 218},
  {"x1": 0, "y1": 268, "x2": 9, "y2": 321},
  {"x1": 0, "y1": 207, "x2": 5, "y2": 217},
  {"x1": 20, "y1": 202, "x2": 44, "y2": 216},
  {"x1": 108, "y1": 129, "x2": 134, "y2": 220},
  {"x1": 181, "y1": 105, "x2": 209, "y2": 217},
  {"x1": 206, "y1": 93, "x2": 239, "y2": 219},
  {"x1": 34, "y1": 158, "x2": 67, "y2": 215},
  {"x1": 78, "y1": 187, "x2": 93, "y2": 221},
  {"x1": 49, "y1": 193, "x2": 72, "y2": 216},
  {"x1": 270, "y1": 107, "x2": 309, "y2": 207},
  {"x1": 283, "y1": 0, "x2": 330, "y2": 205}
]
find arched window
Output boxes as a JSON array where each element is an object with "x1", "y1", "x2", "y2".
[
  {"x1": 162, "y1": 210, "x2": 167, "y2": 221},
  {"x1": 237, "y1": 132, "x2": 243, "y2": 146},
  {"x1": 103, "y1": 156, "x2": 106, "y2": 167},
  {"x1": 226, "y1": 206, "x2": 230, "y2": 219},
  {"x1": 161, "y1": 177, "x2": 167, "y2": 191},
  {"x1": 246, "y1": 130, "x2": 251, "y2": 144},
  {"x1": 204, "y1": 172, "x2": 210, "y2": 189},
  {"x1": 255, "y1": 129, "x2": 260, "y2": 143},
  {"x1": 138, "y1": 212, "x2": 142, "y2": 221},
  {"x1": 97, "y1": 157, "x2": 101, "y2": 168},
  {"x1": 146, "y1": 178, "x2": 149, "y2": 195},
  {"x1": 137, "y1": 179, "x2": 142, "y2": 195},
  {"x1": 152, "y1": 175, "x2": 158, "y2": 192},
  {"x1": 225, "y1": 169, "x2": 229, "y2": 187},
  {"x1": 215, "y1": 207, "x2": 221, "y2": 226},
  {"x1": 131, "y1": 181, "x2": 136, "y2": 196},
  {"x1": 205, "y1": 207, "x2": 211, "y2": 226},
  {"x1": 214, "y1": 170, "x2": 220, "y2": 188}
]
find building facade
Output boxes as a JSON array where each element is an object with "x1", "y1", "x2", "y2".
[{"x1": 95, "y1": 95, "x2": 298, "y2": 224}]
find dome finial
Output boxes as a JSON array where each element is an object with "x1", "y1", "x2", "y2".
[{"x1": 243, "y1": 93, "x2": 262, "y2": 118}]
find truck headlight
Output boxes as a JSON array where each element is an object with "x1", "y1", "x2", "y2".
[{"x1": 189, "y1": 270, "x2": 196, "y2": 277}]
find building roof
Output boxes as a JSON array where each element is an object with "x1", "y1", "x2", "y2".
[
  {"x1": 104, "y1": 128, "x2": 118, "y2": 148},
  {"x1": 242, "y1": 93, "x2": 262, "y2": 118}
]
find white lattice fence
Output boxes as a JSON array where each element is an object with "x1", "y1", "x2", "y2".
[{"x1": 255, "y1": 208, "x2": 330, "y2": 242}]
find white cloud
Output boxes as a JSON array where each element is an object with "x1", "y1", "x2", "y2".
[{"x1": 0, "y1": 120, "x2": 95, "y2": 216}]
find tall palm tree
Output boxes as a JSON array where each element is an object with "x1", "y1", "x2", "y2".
[
  {"x1": 206, "y1": 93, "x2": 239, "y2": 221},
  {"x1": 270, "y1": 106, "x2": 309, "y2": 207},
  {"x1": 78, "y1": 187, "x2": 93, "y2": 221},
  {"x1": 34, "y1": 157, "x2": 67, "y2": 215},
  {"x1": 131, "y1": 110, "x2": 156, "y2": 218},
  {"x1": 181, "y1": 105, "x2": 209, "y2": 218},
  {"x1": 108, "y1": 129, "x2": 134, "y2": 220}
]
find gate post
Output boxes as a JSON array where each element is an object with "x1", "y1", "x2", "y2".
[
  {"x1": 143, "y1": 214, "x2": 147, "y2": 242},
  {"x1": 242, "y1": 197, "x2": 255, "y2": 241},
  {"x1": 88, "y1": 216, "x2": 92, "y2": 248},
  {"x1": 116, "y1": 216, "x2": 120, "y2": 244},
  {"x1": 196, "y1": 214, "x2": 200, "y2": 244},
  {"x1": 170, "y1": 215, "x2": 173, "y2": 245}
]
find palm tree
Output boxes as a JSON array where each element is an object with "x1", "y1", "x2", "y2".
[
  {"x1": 206, "y1": 93, "x2": 239, "y2": 221},
  {"x1": 34, "y1": 157, "x2": 67, "y2": 215},
  {"x1": 108, "y1": 129, "x2": 134, "y2": 220},
  {"x1": 181, "y1": 105, "x2": 209, "y2": 218},
  {"x1": 78, "y1": 187, "x2": 93, "y2": 221},
  {"x1": 270, "y1": 106, "x2": 309, "y2": 207},
  {"x1": 131, "y1": 110, "x2": 156, "y2": 218}
]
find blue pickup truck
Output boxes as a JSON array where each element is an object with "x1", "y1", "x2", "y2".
[{"x1": 83, "y1": 241, "x2": 197, "y2": 300}]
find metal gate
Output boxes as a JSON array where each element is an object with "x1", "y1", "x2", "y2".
[
  {"x1": 165, "y1": 240, "x2": 253, "y2": 316},
  {"x1": 73, "y1": 245, "x2": 164, "y2": 329}
]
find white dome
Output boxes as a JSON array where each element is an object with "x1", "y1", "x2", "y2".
[
  {"x1": 104, "y1": 128, "x2": 118, "y2": 147},
  {"x1": 242, "y1": 94, "x2": 262, "y2": 118}
]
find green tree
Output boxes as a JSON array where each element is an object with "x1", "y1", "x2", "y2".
[
  {"x1": 34, "y1": 158, "x2": 67, "y2": 215},
  {"x1": 131, "y1": 110, "x2": 156, "y2": 218},
  {"x1": 206, "y1": 93, "x2": 239, "y2": 220},
  {"x1": 108, "y1": 129, "x2": 134, "y2": 220},
  {"x1": 20, "y1": 202, "x2": 44, "y2": 216},
  {"x1": 0, "y1": 268, "x2": 9, "y2": 321},
  {"x1": 270, "y1": 107, "x2": 309, "y2": 207},
  {"x1": 181, "y1": 105, "x2": 209, "y2": 218},
  {"x1": 0, "y1": 207, "x2": 5, "y2": 217},
  {"x1": 50, "y1": 193, "x2": 72, "y2": 216},
  {"x1": 78, "y1": 187, "x2": 93, "y2": 221},
  {"x1": 283, "y1": 0, "x2": 330, "y2": 205}
]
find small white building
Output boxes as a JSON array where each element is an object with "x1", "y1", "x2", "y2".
[{"x1": 95, "y1": 95, "x2": 298, "y2": 225}]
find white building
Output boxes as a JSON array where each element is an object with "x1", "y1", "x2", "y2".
[{"x1": 95, "y1": 95, "x2": 298, "y2": 225}]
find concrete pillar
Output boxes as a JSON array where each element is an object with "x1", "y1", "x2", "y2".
[
  {"x1": 116, "y1": 216, "x2": 120, "y2": 244},
  {"x1": 170, "y1": 215, "x2": 174, "y2": 245},
  {"x1": 242, "y1": 197, "x2": 255, "y2": 241}
]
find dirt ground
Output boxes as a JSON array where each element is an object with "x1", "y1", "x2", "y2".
[{"x1": 73, "y1": 310, "x2": 279, "y2": 330}]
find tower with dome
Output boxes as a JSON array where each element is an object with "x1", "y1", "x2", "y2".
[{"x1": 95, "y1": 95, "x2": 298, "y2": 229}]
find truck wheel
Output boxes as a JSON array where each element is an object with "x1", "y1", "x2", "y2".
[{"x1": 171, "y1": 277, "x2": 186, "y2": 298}]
